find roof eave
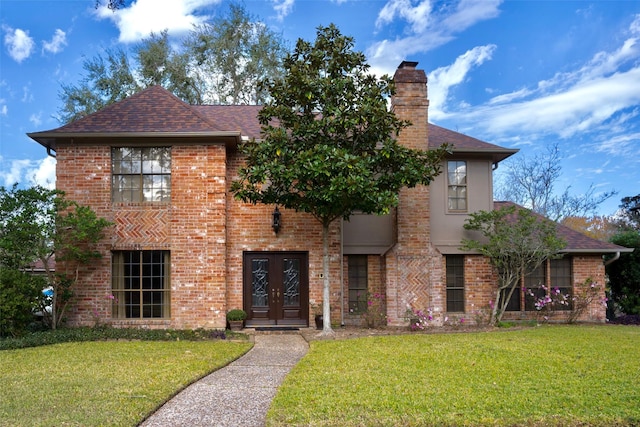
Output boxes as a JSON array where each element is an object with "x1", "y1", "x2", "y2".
[
  {"x1": 447, "y1": 147, "x2": 519, "y2": 163},
  {"x1": 558, "y1": 248, "x2": 635, "y2": 254},
  {"x1": 27, "y1": 131, "x2": 244, "y2": 152}
]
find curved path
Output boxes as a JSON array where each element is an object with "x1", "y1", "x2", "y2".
[{"x1": 140, "y1": 333, "x2": 309, "y2": 427}]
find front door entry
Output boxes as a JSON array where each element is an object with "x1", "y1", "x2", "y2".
[{"x1": 243, "y1": 252, "x2": 309, "y2": 327}]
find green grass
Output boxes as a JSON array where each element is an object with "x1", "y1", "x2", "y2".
[
  {"x1": 268, "y1": 325, "x2": 640, "y2": 426},
  {"x1": 0, "y1": 340, "x2": 252, "y2": 426}
]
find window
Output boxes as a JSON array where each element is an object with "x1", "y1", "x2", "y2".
[
  {"x1": 550, "y1": 257, "x2": 572, "y2": 310},
  {"x1": 112, "y1": 251, "x2": 170, "y2": 319},
  {"x1": 447, "y1": 160, "x2": 467, "y2": 211},
  {"x1": 524, "y1": 263, "x2": 547, "y2": 311},
  {"x1": 112, "y1": 147, "x2": 171, "y2": 202},
  {"x1": 446, "y1": 255, "x2": 465, "y2": 312},
  {"x1": 348, "y1": 255, "x2": 368, "y2": 313}
]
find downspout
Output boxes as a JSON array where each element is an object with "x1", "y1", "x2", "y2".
[
  {"x1": 604, "y1": 252, "x2": 621, "y2": 267},
  {"x1": 46, "y1": 147, "x2": 56, "y2": 158}
]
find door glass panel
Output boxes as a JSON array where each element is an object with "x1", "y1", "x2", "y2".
[
  {"x1": 251, "y1": 259, "x2": 269, "y2": 307},
  {"x1": 282, "y1": 258, "x2": 300, "y2": 307}
]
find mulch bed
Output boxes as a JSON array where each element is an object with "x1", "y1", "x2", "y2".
[{"x1": 608, "y1": 315, "x2": 640, "y2": 325}]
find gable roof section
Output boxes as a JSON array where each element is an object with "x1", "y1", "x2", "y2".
[
  {"x1": 28, "y1": 86, "x2": 517, "y2": 163},
  {"x1": 429, "y1": 123, "x2": 518, "y2": 163},
  {"x1": 494, "y1": 201, "x2": 632, "y2": 254},
  {"x1": 28, "y1": 86, "x2": 241, "y2": 152}
]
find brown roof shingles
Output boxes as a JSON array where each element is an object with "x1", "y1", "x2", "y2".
[{"x1": 494, "y1": 201, "x2": 631, "y2": 253}]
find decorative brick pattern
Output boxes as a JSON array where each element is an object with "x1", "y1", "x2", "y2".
[{"x1": 46, "y1": 63, "x2": 612, "y2": 330}]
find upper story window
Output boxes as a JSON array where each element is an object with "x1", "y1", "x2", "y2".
[
  {"x1": 447, "y1": 160, "x2": 467, "y2": 212},
  {"x1": 112, "y1": 147, "x2": 171, "y2": 202}
]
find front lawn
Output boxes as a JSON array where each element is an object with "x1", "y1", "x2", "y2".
[
  {"x1": 268, "y1": 325, "x2": 640, "y2": 426},
  {"x1": 0, "y1": 340, "x2": 252, "y2": 426}
]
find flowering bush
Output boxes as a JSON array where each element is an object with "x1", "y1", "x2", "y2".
[
  {"x1": 525, "y1": 277, "x2": 605, "y2": 323},
  {"x1": 362, "y1": 292, "x2": 387, "y2": 328},
  {"x1": 405, "y1": 307, "x2": 433, "y2": 330},
  {"x1": 443, "y1": 314, "x2": 466, "y2": 329},
  {"x1": 471, "y1": 303, "x2": 492, "y2": 326}
]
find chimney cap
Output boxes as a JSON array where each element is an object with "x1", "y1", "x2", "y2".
[{"x1": 399, "y1": 61, "x2": 419, "y2": 69}]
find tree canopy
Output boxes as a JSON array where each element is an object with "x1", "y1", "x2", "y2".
[
  {"x1": 232, "y1": 24, "x2": 449, "y2": 333},
  {"x1": 0, "y1": 185, "x2": 111, "y2": 330},
  {"x1": 60, "y1": 3, "x2": 286, "y2": 122},
  {"x1": 607, "y1": 231, "x2": 640, "y2": 316},
  {"x1": 461, "y1": 204, "x2": 566, "y2": 324}
]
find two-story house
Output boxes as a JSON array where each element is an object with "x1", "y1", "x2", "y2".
[{"x1": 28, "y1": 61, "x2": 628, "y2": 329}]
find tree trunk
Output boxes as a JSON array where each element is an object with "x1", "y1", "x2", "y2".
[
  {"x1": 492, "y1": 289, "x2": 501, "y2": 325},
  {"x1": 321, "y1": 222, "x2": 334, "y2": 335}
]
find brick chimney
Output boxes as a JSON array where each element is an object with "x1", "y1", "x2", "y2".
[
  {"x1": 391, "y1": 61, "x2": 429, "y2": 151},
  {"x1": 385, "y1": 61, "x2": 442, "y2": 326}
]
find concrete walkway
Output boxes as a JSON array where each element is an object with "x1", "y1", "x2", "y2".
[{"x1": 139, "y1": 333, "x2": 308, "y2": 427}]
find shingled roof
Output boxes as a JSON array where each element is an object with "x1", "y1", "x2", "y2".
[
  {"x1": 429, "y1": 123, "x2": 518, "y2": 163},
  {"x1": 28, "y1": 86, "x2": 243, "y2": 152},
  {"x1": 494, "y1": 201, "x2": 632, "y2": 254},
  {"x1": 29, "y1": 85, "x2": 517, "y2": 164}
]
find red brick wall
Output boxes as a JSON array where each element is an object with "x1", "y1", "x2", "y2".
[
  {"x1": 225, "y1": 152, "x2": 343, "y2": 327},
  {"x1": 461, "y1": 254, "x2": 607, "y2": 324},
  {"x1": 385, "y1": 62, "x2": 444, "y2": 326},
  {"x1": 56, "y1": 142, "x2": 231, "y2": 329}
]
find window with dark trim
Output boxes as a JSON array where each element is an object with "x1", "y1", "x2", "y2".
[
  {"x1": 447, "y1": 160, "x2": 467, "y2": 212},
  {"x1": 348, "y1": 255, "x2": 368, "y2": 313},
  {"x1": 446, "y1": 255, "x2": 465, "y2": 312},
  {"x1": 112, "y1": 250, "x2": 170, "y2": 319},
  {"x1": 550, "y1": 257, "x2": 572, "y2": 310},
  {"x1": 112, "y1": 147, "x2": 171, "y2": 202},
  {"x1": 524, "y1": 263, "x2": 547, "y2": 311}
]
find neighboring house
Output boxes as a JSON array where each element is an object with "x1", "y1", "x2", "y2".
[{"x1": 28, "y1": 61, "x2": 630, "y2": 329}]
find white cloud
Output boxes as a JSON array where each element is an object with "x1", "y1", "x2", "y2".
[
  {"x1": 458, "y1": 67, "x2": 640, "y2": 139},
  {"x1": 0, "y1": 102, "x2": 6, "y2": 116},
  {"x1": 376, "y1": 0, "x2": 432, "y2": 33},
  {"x1": 95, "y1": 0, "x2": 218, "y2": 43},
  {"x1": 368, "y1": 0, "x2": 502, "y2": 74},
  {"x1": 433, "y1": 16, "x2": 640, "y2": 141},
  {"x1": 427, "y1": 45, "x2": 496, "y2": 120},
  {"x1": 33, "y1": 157, "x2": 57, "y2": 189},
  {"x1": 42, "y1": 29, "x2": 67, "y2": 54},
  {"x1": 273, "y1": 0, "x2": 295, "y2": 21},
  {"x1": 3, "y1": 26, "x2": 35, "y2": 63},
  {"x1": 593, "y1": 132, "x2": 640, "y2": 157},
  {"x1": 29, "y1": 112, "x2": 42, "y2": 127},
  {"x1": 442, "y1": 0, "x2": 502, "y2": 33},
  {"x1": 0, "y1": 157, "x2": 56, "y2": 189}
]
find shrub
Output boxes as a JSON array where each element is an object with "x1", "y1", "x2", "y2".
[
  {"x1": 0, "y1": 269, "x2": 45, "y2": 337},
  {"x1": 226, "y1": 309, "x2": 247, "y2": 321},
  {"x1": 0, "y1": 326, "x2": 231, "y2": 351}
]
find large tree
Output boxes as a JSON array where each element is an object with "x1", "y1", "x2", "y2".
[
  {"x1": 0, "y1": 185, "x2": 111, "y2": 329},
  {"x1": 461, "y1": 205, "x2": 566, "y2": 324},
  {"x1": 613, "y1": 194, "x2": 640, "y2": 231},
  {"x1": 231, "y1": 24, "x2": 449, "y2": 334},
  {"x1": 607, "y1": 231, "x2": 640, "y2": 316},
  {"x1": 495, "y1": 142, "x2": 616, "y2": 222},
  {"x1": 60, "y1": 3, "x2": 286, "y2": 122},
  {"x1": 185, "y1": 3, "x2": 287, "y2": 104}
]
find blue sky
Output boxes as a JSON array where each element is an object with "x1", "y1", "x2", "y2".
[{"x1": 1, "y1": 0, "x2": 639, "y2": 216}]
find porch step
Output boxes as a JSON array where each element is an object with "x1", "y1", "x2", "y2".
[{"x1": 254, "y1": 326, "x2": 300, "y2": 332}]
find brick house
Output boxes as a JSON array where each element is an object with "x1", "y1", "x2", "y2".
[{"x1": 28, "y1": 61, "x2": 630, "y2": 329}]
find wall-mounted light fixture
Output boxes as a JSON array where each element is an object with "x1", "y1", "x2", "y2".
[{"x1": 272, "y1": 206, "x2": 281, "y2": 234}]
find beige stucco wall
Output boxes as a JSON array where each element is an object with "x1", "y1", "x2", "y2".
[{"x1": 430, "y1": 158, "x2": 495, "y2": 254}]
